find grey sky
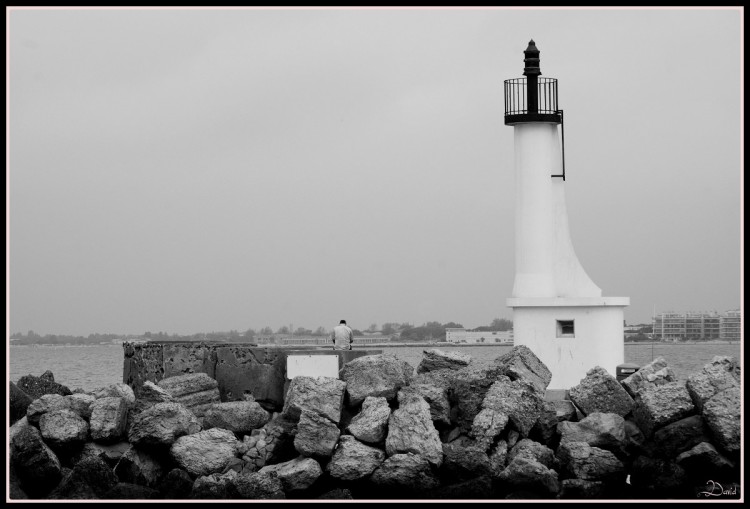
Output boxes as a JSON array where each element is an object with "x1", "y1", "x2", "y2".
[{"x1": 7, "y1": 7, "x2": 742, "y2": 336}]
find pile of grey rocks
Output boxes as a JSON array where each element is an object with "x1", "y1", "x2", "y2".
[{"x1": 8, "y1": 347, "x2": 741, "y2": 500}]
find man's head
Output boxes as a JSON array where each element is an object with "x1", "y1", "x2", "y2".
[{"x1": 340, "y1": 320, "x2": 347, "y2": 325}]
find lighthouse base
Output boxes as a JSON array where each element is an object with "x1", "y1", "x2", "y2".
[{"x1": 507, "y1": 297, "x2": 630, "y2": 390}]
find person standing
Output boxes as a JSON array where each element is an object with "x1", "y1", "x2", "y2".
[{"x1": 331, "y1": 320, "x2": 354, "y2": 350}]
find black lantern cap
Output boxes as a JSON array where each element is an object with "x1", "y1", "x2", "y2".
[
  {"x1": 523, "y1": 39, "x2": 541, "y2": 77},
  {"x1": 503, "y1": 39, "x2": 561, "y2": 125}
]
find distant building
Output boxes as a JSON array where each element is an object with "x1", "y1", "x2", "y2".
[
  {"x1": 445, "y1": 328, "x2": 514, "y2": 344},
  {"x1": 652, "y1": 310, "x2": 740, "y2": 341}
]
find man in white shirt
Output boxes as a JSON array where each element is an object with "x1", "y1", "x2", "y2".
[{"x1": 331, "y1": 320, "x2": 354, "y2": 350}]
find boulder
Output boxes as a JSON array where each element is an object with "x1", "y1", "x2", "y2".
[
  {"x1": 281, "y1": 376, "x2": 346, "y2": 424},
  {"x1": 653, "y1": 414, "x2": 710, "y2": 458},
  {"x1": 470, "y1": 407, "x2": 508, "y2": 451},
  {"x1": 128, "y1": 401, "x2": 201, "y2": 447},
  {"x1": 241, "y1": 415, "x2": 298, "y2": 470},
  {"x1": 556, "y1": 441, "x2": 625, "y2": 482},
  {"x1": 401, "y1": 383, "x2": 451, "y2": 427},
  {"x1": 136, "y1": 380, "x2": 175, "y2": 403},
  {"x1": 569, "y1": 366, "x2": 634, "y2": 417},
  {"x1": 159, "y1": 468, "x2": 194, "y2": 499},
  {"x1": 479, "y1": 376, "x2": 544, "y2": 438},
  {"x1": 442, "y1": 365, "x2": 503, "y2": 433},
  {"x1": 629, "y1": 455, "x2": 689, "y2": 498},
  {"x1": 203, "y1": 400, "x2": 271, "y2": 434},
  {"x1": 497, "y1": 457, "x2": 560, "y2": 496},
  {"x1": 675, "y1": 442, "x2": 736, "y2": 479},
  {"x1": 385, "y1": 390, "x2": 443, "y2": 468},
  {"x1": 16, "y1": 371, "x2": 72, "y2": 399},
  {"x1": 48, "y1": 456, "x2": 118, "y2": 499},
  {"x1": 632, "y1": 382, "x2": 694, "y2": 438},
  {"x1": 113, "y1": 445, "x2": 165, "y2": 488},
  {"x1": 620, "y1": 356, "x2": 676, "y2": 397},
  {"x1": 65, "y1": 393, "x2": 96, "y2": 420},
  {"x1": 294, "y1": 409, "x2": 340, "y2": 458},
  {"x1": 339, "y1": 353, "x2": 413, "y2": 406},
  {"x1": 327, "y1": 435, "x2": 386, "y2": 481},
  {"x1": 170, "y1": 428, "x2": 240, "y2": 477},
  {"x1": 557, "y1": 412, "x2": 626, "y2": 454},
  {"x1": 103, "y1": 483, "x2": 161, "y2": 499},
  {"x1": 259, "y1": 456, "x2": 322, "y2": 492},
  {"x1": 529, "y1": 400, "x2": 558, "y2": 446},
  {"x1": 92, "y1": 383, "x2": 136, "y2": 407},
  {"x1": 346, "y1": 395, "x2": 391, "y2": 444},
  {"x1": 228, "y1": 470, "x2": 286, "y2": 499},
  {"x1": 686, "y1": 356, "x2": 740, "y2": 412},
  {"x1": 552, "y1": 400, "x2": 578, "y2": 422},
  {"x1": 440, "y1": 440, "x2": 490, "y2": 482},
  {"x1": 369, "y1": 452, "x2": 440, "y2": 492},
  {"x1": 10, "y1": 382, "x2": 33, "y2": 425},
  {"x1": 191, "y1": 470, "x2": 237, "y2": 499},
  {"x1": 9, "y1": 423, "x2": 63, "y2": 497},
  {"x1": 416, "y1": 348, "x2": 472, "y2": 374},
  {"x1": 157, "y1": 372, "x2": 221, "y2": 418},
  {"x1": 70, "y1": 441, "x2": 131, "y2": 467},
  {"x1": 89, "y1": 397, "x2": 129, "y2": 443},
  {"x1": 39, "y1": 409, "x2": 89, "y2": 452},
  {"x1": 492, "y1": 345, "x2": 552, "y2": 394},
  {"x1": 488, "y1": 439, "x2": 509, "y2": 477},
  {"x1": 507, "y1": 438, "x2": 555, "y2": 469},
  {"x1": 701, "y1": 386, "x2": 740, "y2": 455},
  {"x1": 26, "y1": 393, "x2": 72, "y2": 426}
]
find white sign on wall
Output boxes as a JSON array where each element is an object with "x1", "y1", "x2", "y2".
[{"x1": 286, "y1": 355, "x2": 339, "y2": 380}]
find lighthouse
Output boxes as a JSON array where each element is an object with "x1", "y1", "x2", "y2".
[{"x1": 504, "y1": 40, "x2": 629, "y2": 389}]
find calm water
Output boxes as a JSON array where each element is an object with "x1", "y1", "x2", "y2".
[{"x1": 8, "y1": 342, "x2": 742, "y2": 393}]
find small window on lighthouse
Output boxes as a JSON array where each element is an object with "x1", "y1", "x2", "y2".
[{"x1": 557, "y1": 320, "x2": 575, "y2": 338}]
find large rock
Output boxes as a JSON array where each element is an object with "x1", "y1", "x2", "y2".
[
  {"x1": 191, "y1": 470, "x2": 237, "y2": 499},
  {"x1": 346, "y1": 395, "x2": 391, "y2": 444},
  {"x1": 9, "y1": 423, "x2": 63, "y2": 497},
  {"x1": 259, "y1": 456, "x2": 322, "y2": 492},
  {"x1": 675, "y1": 442, "x2": 736, "y2": 479},
  {"x1": 497, "y1": 457, "x2": 560, "y2": 496},
  {"x1": 294, "y1": 409, "x2": 340, "y2": 458},
  {"x1": 89, "y1": 397, "x2": 129, "y2": 443},
  {"x1": 529, "y1": 400, "x2": 558, "y2": 446},
  {"x1": 629, "y1": 455, "x2": 689, "y2": 498},
  {"x1": 48, "y1": 456, "x2": 118, "y2": 499},
  {"x1": 241, "y1": 415, "x2": 298, "y2": 470},
  {"x1": 203, "y1": 400, "x2": 271, "y2": 434},
  {"x1": 556, "y1": 441, "x2": 625, "y2": 482},
  {"x1": 441, "y1": 440, "x2": 490, "y2": 482},
  {"x1": 701, "y1": 386, "x2": 740, "y2": 455},
  {"x1": 439, "y1": 365, "x2": 503, "y2": 433},
  {"x1": 113, "y1": 445, "x2": 165, "y2": 488},
  {"x1": 652, "y1": 414, "x2": 710, "y2": 458},
  {"x1": 160, "y1": 468, "x2": 194, "y2": 499},
  {"x1": 170, "y1": 428, "x2": 240, "y2": 477},
  {"x1": 385, "y1": 390, "x2": 443, "y2": 468},
  {"x1": 92, "y1": 383, "x2": 136, "y2": 407},
  {"x1": 70, "y1": 441, "x2": 131, "y2": 467},
  {"x1": 402, "y1": 383, "x2": 451, "y2": 427},
  {"x1": 557, "y1": 412, "x2": 626, "y2": 454},
  {"x1": 507, "y1": 438, "x2": 555, "y2": 469},
  {"x1": 478, "y1": 376, "x2": 544, "y2": 438},
  {"x1": 416, "y1": 349, "x2": 472, "y2": 374},
  {"x1": 16, "y1": 370, "x2": 72, "y2": 399},
  {"x1": 632, "y1": 382, "x2": 694, "y2": 438},
  {"x1": 327, "y1": 435, "x2": 386, "y2": 481},
  {"x1": 128, "y1": 401, "x2": 201, "y2": 447},
  {"x1": 65, "y1": 393, "x2": 96, "y2": 420},
  {"x1": 369, "y1": 453, "x2": 441, "y2": 492},
  {"x1": 470, "y1": 407, "x2": 508, "y2": 451},
  {"x1": 492, "y1": 345, "x2": 552, "y2": 394},
  {"x1": 686, "y1": 357, "x2": 740, "y2": 412},
  {"x1": 339, "y1": 353, "x2": 413, "y2": 406},
  {"x1": 158, "y1": 372, "x2": 221, "y2": 418},
  {"x1": 488, "y1": 439, "x2": 509, "y2": 477},
  {"x1": 620, "y1": 356, "x2": 676, "y2": 397},
  {"x1": 39, "y1": 409, "x2": 89, "y2": 452},
  {"x1": 228, "y1": 470, "x2": 286, "y2": 499},
  {"x1": 10, "y1": 382, "x2": 33, "y2": 425},
  {"x1": 569, "y1": 366, "x2": 634, "y2": 417},
  {"x1": 26, "y1": 393, "x2": 72, "y2": 426},
  {"x1": 281, "y1": 376, "x2": 346, "y2": 424}
]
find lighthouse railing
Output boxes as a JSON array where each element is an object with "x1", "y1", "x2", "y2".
[{"x1": 504, "y1": 77, "x2": 561, "y2": 124}]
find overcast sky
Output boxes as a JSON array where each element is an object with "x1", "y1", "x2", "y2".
[{"x1": 7, "y1": 7, "x2": 743, "y2": 336}]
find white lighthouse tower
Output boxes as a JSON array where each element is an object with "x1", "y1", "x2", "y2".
[{"x1": 504, "y1": 40, "x2": 629, "y2": 389}]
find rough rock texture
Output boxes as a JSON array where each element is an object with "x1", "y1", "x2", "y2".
[
  {"x1": 492, "y1": 345, "x2": 552, "y2": 394},
  {"x1": 675, "y1": 442, "x2": 735, "y2": 478},
  {"x1": 39, "y1": 409, "x2": 89, "y2": 451},
  {"x1": 652, "y1": 414, "x2": 709, "y2": 458},
  {"x1": 416, "y1": 348, "x2": 472, "y2": 374},
  {"x1": 556, "y1": 441, "x2": 625, "y2": 482},
  {"x1": 241, "y1": 415, "x2": 298, "y2": 470},
  {"x1": 569, "y1": 366, "x2": 635, "y2": 417},
  {"x1": 318, "y1": 488, "x2": 354, "y2": 499},
  {"x1": 339, "y1": 353, "x2": 413, "y2": 406},
  {"x1": 686, "y1": 357, "x2": 740, "y2": 412},
  {"x1": 170, "y1": 428, "x2": 240, "y2": 477},
  {"x1": 17, "y1": 371, "x2": 72, "y2": 400},
  {"x1": 48, "y1": 456, "x2": 118, "y2": 499},
  {"x1": 701, "y1": 386, "x2": 740, "y2": 455},
  {"x1": 552, "y1": 400, "x2": 578, "y2": 422},
  {"x1": 508, "y1": 438, "x2": 555, "y2": 469},
  {"x1": 530, "y1": 400, "x2": 558, "y2": 446},
  {"x1": 191, "y1": 470, "x2": 237, "y2": 499},
  {"x1": 632, "y1": 382, "x2": 695, "y2": 438},
  {"x1": 259, "y1": 456, "x2": 322, "y2": 492},
  {"x1": 26, "y1": 394, "x2": 72, "y2": 426},
  {"x1": 480, "y1": 376, "x2": 544, "y2": 438},
  {"x1": 441, "y1": 365, "x2": 503, "y2": 433},
  {"x1": 470, "y1": 407, "x2": 509, "y2": 450},
  {"x1": 92, "y1": 383, "x2": 136, "y2": 406},
  {"x1": 488, "y1": 439, "x2": 509, "y2": 477},
  {"x1": 281, "y1": 376, "x2": 346, "y2": 423},
  {"x1": 497, "y1": 457, "x2": 560, "y2": 496},
  {"x1": 558, "y1": 412, "x2": 626, "y2": 453},
  {"x1": 65, "y1": 393, "x2": 96, "y2": 420},
  {"x1": 228, "y1": 470, "x2": 286, "y2": 499},
  {"x1": 401, "y1": 383, "x2": 451, "y2": 426},
  {"x1": 441, "y1": 440, "x2": 490, "y2": 482},
  {"x1": 294, "y1": 409, "x2": 341, "y2": 458},
  {"x1": 71, "y1": 441, "x2": 131, "y2": 467},
  {"x1": 159, "y1": 468, "x2": 194, "y2": 499},
  {"x1": 113, "y1": 446, "x2": 165, "y2": 488},
  {"x1": 10, "y1": 382, "x2": 34, "y2": 425},
  {"x1": 10, "y1": 423, "x2": 63, "y2": 497},
  {"x1": 346, "y1": 396, "x2": 391, "y2": 444},
  {"x1": 128, "y1": 402, "x2": 201, "y2": 447},
  {"x1": 203, "y1": 400, "x2": 271, "y2": 433},
  {"x1": 327, "y1": 435, "x2": 386, "y2": 481},
  {"x1": 385, "y1": 390, "x2": 443, "y2": 468},
  {"x1": 370, "y1": 453, "x2": 441, "y2": 494},
  {"x1": 157, "y1": 372, "x2": 221, "y2": 418},
  {"x1": 621, "y1": 357, "x2": 676, "y2": 397},
  {"x1": 89, "y1": 397, "x2": 130, "y2": 443},
  {"x1": 558, "y1": 479, "x2": 607, "y2": 499}
]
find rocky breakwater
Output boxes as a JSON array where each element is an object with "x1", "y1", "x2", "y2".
[{"x1": 8, "y1": 348, "x2": 741, "y2": 500}]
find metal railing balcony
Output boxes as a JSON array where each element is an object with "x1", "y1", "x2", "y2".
[{"x1": 504, "y1": 77, "x2": 562, "y2": 125}]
